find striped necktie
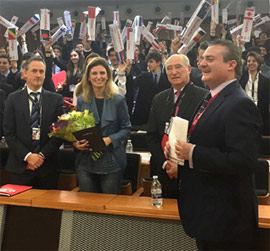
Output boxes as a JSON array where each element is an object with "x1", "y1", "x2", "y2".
[{"x1": 30, "y1": 92, "x2": 40, "y2": 152}]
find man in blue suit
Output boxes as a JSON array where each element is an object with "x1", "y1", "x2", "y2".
[{"x1": 165, "y1": 40, "x2": 262, "y2": 250}]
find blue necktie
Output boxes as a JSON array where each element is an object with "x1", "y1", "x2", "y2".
[{"x1": 30, "y1": 92, "x2": 40, "y2": 152}]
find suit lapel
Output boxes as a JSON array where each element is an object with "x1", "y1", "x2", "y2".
[{"x1": 193, "y1": 81, "x2": 238, "y2": 133}]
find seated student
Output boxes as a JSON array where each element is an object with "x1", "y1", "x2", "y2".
[{"x1": 131, "y1": 51, "x2": 171, "y2": 128}]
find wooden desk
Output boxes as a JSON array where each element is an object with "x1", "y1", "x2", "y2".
[
  {"x1": 259, "y1": 204, "x2": 270, "y2": 228},
  {"x1": 32, "y1": 190, "x2": 117, "y2": 213},
  {"x1": 105, "y1": 195, "x2": 179, "y2": 220}
]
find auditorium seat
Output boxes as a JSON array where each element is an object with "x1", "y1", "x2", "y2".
[
  {"x1": 255, "y1": 159, "x2": 270, "y2": 205},
  {"x1": 122, "y1": 153, "x2": 141, "y2": 194},
  {"x1": 129, "y1": 131, "x2": 149, "y2": 151},
  {"x1": 259, "y1": 136, "x2": 270, "y2": 159}
]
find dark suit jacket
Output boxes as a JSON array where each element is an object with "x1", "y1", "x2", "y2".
[
  {"x1": 0, "y1": 89, "x2": 6, "y2": 138},
  {"x1": 147, "y1": 83, "x2": 208, "y2": 197},
  {"x1": 239, "y1": 72, "x2": 270, "y2": 135},
  {"x1": 179, "y1": 81, "x2": 262, "y2": 242},
  {"x1": 3, "y1": 88, "x2": 63, "y2": 175},
  {"x1": 132, "y1": 71, "x2": 171, "y2": 126}
]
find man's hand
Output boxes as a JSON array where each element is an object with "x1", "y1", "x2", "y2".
[
  {"x1": 165, "y1": 160, "x2": 178, "y2": 179},
  {"x1": 175, "y1": 139, "x2": 193, "y2": 160},
  {"x1": 26, "y1": 153, "x2": 44, "y2": 170},
  {"x1": 103, "y1": 137, "x2": 111, "y2": 146},
  {"x1": 170, "y1": 34, "x2": 181, "y2": 54}
]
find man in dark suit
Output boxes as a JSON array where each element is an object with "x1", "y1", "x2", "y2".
[
  {"x1": 147, "y1": 54, "x2": 208, "y2": 198},
  {"x1": 131, "y1": 51, "x2": 171, "y2": 127},
  {"x1": 0, "y1": 89, "x2": 5, "y2": 138},
  {"x1": 3, "y1": 56, "x2": 64, "y2": 189},
  {"x1": 165, "y1": 40, "x2": 262, "y2": 250}
]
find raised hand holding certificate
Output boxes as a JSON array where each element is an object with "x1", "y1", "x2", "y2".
[{"x1": 168, "y1": 116, "x2": 189, "y2": 166}]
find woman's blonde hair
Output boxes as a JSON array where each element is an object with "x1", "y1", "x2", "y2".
[{"x1": 81, "y1": 57, "x2": 118, "y2": 103}]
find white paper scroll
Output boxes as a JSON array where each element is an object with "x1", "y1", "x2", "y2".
[
  {"x1": 155, "y1": 15, "x2": 171, "y2": 34},
  {"x1": 113, "y1": 11, "x2": 121, "y2": 30},
  {"x1": 126, "y1": 27, "x2": 135, "y2": 62},
  {"x1": 121, "y1": 19, "x2": 132, "y2": 44},
  {"x1": 17, "y1": 14, "x2": 40, "y2": 37},
  {"x1": 4, "y1": 16, "x2": 18, "y2": 37},
  {"x1": 211, "y1": 0, "x2": 219, "y2": 24},
  {"x1": 222, "y1": 9, "x2": 228, "y2": 24},
  {"x1": 40, "y1": 9, "x2": 50, "y2": 42},
  {"x1": 101, "y1": 17, "x2": 106, "y2": 30},
  {"x1": 140, "y1": 25, "x2": 161, "y2": 51},
  {"x1": 0, "y1": 16, "x2": 18, "y2": 30},
  {"x1": 133, "y1": 15, "x2": 142, "y2": 45},
  {"x1": 109, "y1": 23, "x2": 124, "y2": 52},
  {"x1": 64, "y1": 11, "x2": 73, "y2": 40},
  {"x1": 156, "y1": 23, "x2": 182, "y2": 32},
  {"x1": 241, "y1": 8, "x2": 255, "y2": 42},
  {"x1": 181, "y1": 0, "x2": 211, "y2": 45},
  {"x1": 178, "y1": 27, "x2": 205, "y2": 55},
  {"x1": 44, "y1": 25, "x2": 68, "y2": 45},
  {"x1": 8, "y1": 28, "x2": 18, "y2": 60},
  {"x1": 88, "y1": 6, "x2": 96, "y2": 41},
  {"x1": 79, "y1": 11, "x2": 88, "y2": 39}
]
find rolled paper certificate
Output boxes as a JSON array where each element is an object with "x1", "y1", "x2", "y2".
[
  {"x1": 222, "y1": 9, "x2": 228, "y2": 24},
  {"x1": 253, "y1": 16, "x2": 270, "y2": 28},
  {"x1": 0, "y1": 16, "x2": 18, "y2": 30},
  {"x1": 177, "y1": 27, "x2": 205, "y2": 55},
  {"x1": 8, "y1": 28, "x2": 18, "y2": 61},
  {"x1": 88, "y1": 6, "x2": 96, "y2": 41},
  {"x1": 241, "y1": 8, "x2": 255, "y2": 42},
  {"x1": 133, "y1": 15, "x2": 142, "y2": 45},
  {"x1": 109, "y1": 23, "x2": 125, "y2": 64},
  {"x1": 113, "y1": 11, "x2": 121, "y2": 30},
  {"x1": 4, "y1": 16, "x2": 18, "y2": 38},
  {"x1": 155, "y1": 16, "x2": 171, "y2": 34},
  {"x1": 109, "y1": 23, "x2": 124, "y2": 52},
  {"x1": 79, "y1": 11, "x2": 88, "y2": 39},
  {"x1": 180, "y1": 12, "x2": 185, "y2": 26},
  {"x1": 31, "y1": 24, "x2": 40, "y2": 34},
  {"x1": 227, "y1": 19, "x2": 237, "y2": 25},
  {"x1": 140, "y1": 25, "x2": 161, "y2": 51},
  {"x1": 57, "y1": 17, "x2": 65, "y2": 27},
  {"x1": 50, "y1": 25, "x2": 59, "y2": 35},
  {"x1": 44, "y1": 25, "x2": 68, "y2": 45},
  {"x1": 142, "y1": 21, "x2": 153, "y2": 42},
  {"x1": 17, "y1": 14, "x2": 40, "y2": 37},
  {"x1": 101, "y1": 17, "x2": 106, "y2": 30},
  {"x1": 95, "y1": 7, "x2": 102, "y2": 17},
  {"x1": 126, "y1": 27, "x2": 135, "y2": 63},
  {"x1": 181, "y1": 0, "x2": 211, "y2": 45},
  {"x1": 64, "y1": 11, "x2": 73, "y2": 40},
  {"x1": 121, "y1": 19, "x2": 132, "y2": 44},
  {"x1": 211, "y1": 0, "x2": 219, "y2": 25},
  {"x1": 71, "y1": 19, "x2": 76, "y2": 36},
  {"x1": 156, "y1": 23, "x2": 182, "y2": 32},
  {"x1": 40, "y1": 9, "x2": 50, "y2": 42}
]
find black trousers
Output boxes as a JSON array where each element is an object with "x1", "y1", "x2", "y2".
[{"x1": 196, "y1": 239, "x2": 256, "y2": 251}]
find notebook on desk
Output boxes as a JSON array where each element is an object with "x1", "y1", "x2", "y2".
[{"x1": 0, "y1": 184, "x2": 32, "y2": 197}]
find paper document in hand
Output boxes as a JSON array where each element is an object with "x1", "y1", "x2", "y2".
[{"x1": 168, "y1": 116, "x2": 189, "y2": 166}]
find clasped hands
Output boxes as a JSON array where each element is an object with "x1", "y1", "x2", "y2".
[
  {"x1": 26, "y1": 153, "x2": 44, "y2": 171},
  {"x1": 163, "y1": 139, "x2": 193, "y2": 179}
]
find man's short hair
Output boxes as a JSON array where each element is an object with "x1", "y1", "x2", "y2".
[
  {"x1": 24, "y1": 56, "x2": 46, "y2": 71},
  {"x1": 107, "y1": 47, "x2": 115, "y2": 57},
  {"x1": 53, "y1": 45, "x2": 62, "y2": 53},
  {"x1": 0, "y1": 54, "x2": 10, "y2": 63},
  {"x1": 146, "y1": 51, "x2": 162, "y2": 63},
  {"x1": 209, "y1": 39, "x2": 242, "y2": 79},
  {"x1": 198, "y1": 41, "x2": 209, "y2": 51},
  {"x1": 165, "y1": 54, "x2": 190, "y2": 69}
]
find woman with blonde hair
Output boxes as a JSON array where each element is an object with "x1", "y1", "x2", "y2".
[{"x1": 73, "y1": 57, "x2": 131, "y2": 194}]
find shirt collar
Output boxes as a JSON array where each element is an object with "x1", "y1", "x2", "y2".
[
  {"x1": 210, "y1": 79, "x2": 236, "y2": 97},
  {"x1": 27, "y1": 86, "x2": 42, "y2": 95}
]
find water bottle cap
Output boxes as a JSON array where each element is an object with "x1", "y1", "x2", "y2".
[
  {"x1": 127, "y1": 139, "x2": 131, "y2": 143},
  {"x1": 153, "y1": 175, "x2": 158, "y2": 179}
]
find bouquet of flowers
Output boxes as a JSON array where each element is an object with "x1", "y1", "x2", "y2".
[{"x1": 49, "y1": 110, "x2": 102, "y2": 160}]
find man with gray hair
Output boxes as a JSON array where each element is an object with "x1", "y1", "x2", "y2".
[{"x1": 147, "y1": 53, "x2": 208, "y2": 198}]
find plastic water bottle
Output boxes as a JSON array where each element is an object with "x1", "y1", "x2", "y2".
[
  {"x1": 126, "y1": 139, "x2": 133, "y2": 153},
  {"x1": 151, "y1": 176, "x2": 163, "y2": 207}
]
